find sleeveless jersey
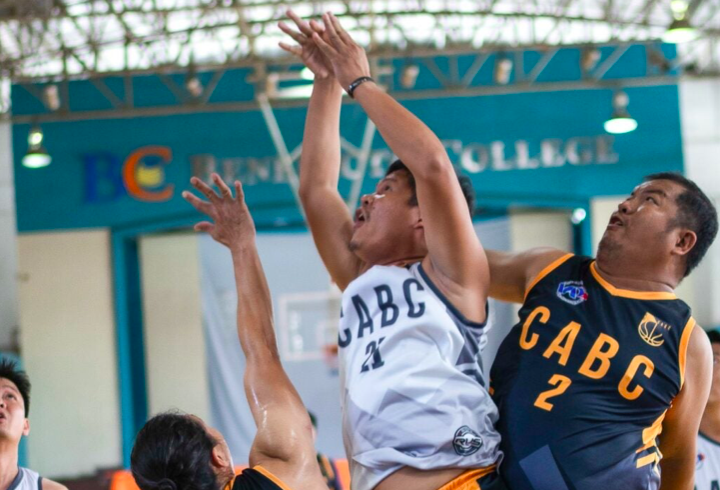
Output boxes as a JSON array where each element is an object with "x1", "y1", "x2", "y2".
[
  {"x1": 232, "y1": 466, "x2": 287, "y2": 490},
  {"x1": 490, "y1": 254, "x2": 696, "y2": 490},
  {"x1": 695, "y1": 433, "x2": 720, "y2": 490},
  {"x1": 8, "y1": 468, "x2": 42, "y2": 490},
  {"x1": 338, "y1": 263, "x2": 502, "y2": 490}
]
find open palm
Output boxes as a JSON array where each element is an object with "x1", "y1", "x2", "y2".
[{"x1": 279, "y1": 10, "x2": 333, "y2": 79}]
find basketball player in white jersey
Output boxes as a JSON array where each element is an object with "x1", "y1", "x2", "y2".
[
  {"x1": 279, "y1": 12, "x2": 502, "y2": 490},
  {"x1": 0, "y1": 359, "x2": 67, "y2": 490},
  {"x1": 696, "y1": 330, "x2": 720, "y2": 490}
]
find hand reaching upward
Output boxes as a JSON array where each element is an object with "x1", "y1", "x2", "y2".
[
  {"x1": 312, "y1": 13, "x2": 372, "y2": 89},
  {"x1": 182, "y1": 173, "x2": 255, "y2": 249},
  {"x1": 279, "y1": 10, "x2": 333, "y2": 79}
]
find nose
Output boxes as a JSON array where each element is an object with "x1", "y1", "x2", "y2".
[
  {"x1": 361, "y1": 193, "x2": 373, "y2": 207},
  {"x1": 618, "y1": 198, "x2": 632, "y2": 215}
]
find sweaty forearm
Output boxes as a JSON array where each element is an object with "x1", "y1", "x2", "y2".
[
  {"x1": 230, "y1": 240, "x2": 280, "y2": 363},
  {"x1": 658, "y1": 456, "x2": 695, "y2": 490},
  {"x1": 299, "y1": 78, "x2": 344, "y2": 196},
  {"x1": 352, "y1": 82, "x2": 449, "y2": 178}
]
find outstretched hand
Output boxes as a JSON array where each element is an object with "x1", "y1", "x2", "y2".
[
  {"x1": 279, "y1": 10, "x2": 333, "y2": 79},
  {"x1": 312, "y1": 12, "x2": 372, "y2": 89},
  {"x1": 182, "y1": 173, "x2": 255, "y2": 249}
]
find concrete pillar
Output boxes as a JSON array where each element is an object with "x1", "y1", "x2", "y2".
[
  {"x1": 0, "y1": 91, "x2": 19, "y2": 351},
  {"x1": 679, "y1": 78, "x2": 720, "y2": 329}
]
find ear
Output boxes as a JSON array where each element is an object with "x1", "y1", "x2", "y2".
[
  {"x1": 22, "y1": 418, "x2": 30, "y2": 437},
  {"x1": 411, "y1": 207, "x2": 423, "y2": 229},
  {"x1": 671, "y1": 229, "x2": 697, "y2": 257},
  {"x1": 210, "y1": 444, "x2": 230, "y2": 470}
]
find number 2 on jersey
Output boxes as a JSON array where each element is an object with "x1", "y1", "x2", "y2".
[
  {"x1": 534, "y1": 374, "x2": 572, "y2": 411},
  {"x1": 361, "y1": 337, "x2": 386, "y2": 373}
]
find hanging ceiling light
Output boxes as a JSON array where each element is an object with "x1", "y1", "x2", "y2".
[
  {"x1": 494, "y1": 56, "x2": 513, "y2": 85},
  {"x1": 22, "y1": 125, "x2": 51, "y2": 168},
  {"x1": 662, "y1": 0, "x2": 699, "y2": 44},
  {"x1": 604, "y1": 91, "x2": 638, "y2": 134}
]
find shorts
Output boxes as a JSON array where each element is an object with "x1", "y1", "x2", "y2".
[{"x1": 438, "y1": 467, "x2": 507, "y2": 490}]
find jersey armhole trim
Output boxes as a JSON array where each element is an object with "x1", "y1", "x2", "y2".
[
  {"x1": 37, "y1": 476, "x2": 42, "y2": 490},
  {"x1": 523, "y1": 253, "x2": 574, "y2": 302},
  {"x1": 679, "y1": 317, "x2": 696, "y2": 388},
  {"x1": 253, "y1": 466, "x2": 293, "y2": 490},
  {"x1": 416, "y1": 263, "x2": 488, "y2": 329}
]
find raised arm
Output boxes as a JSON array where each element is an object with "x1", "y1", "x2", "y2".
[
  {"x1": 313, "y1": 14, "x2": 486, "y2": 314},
  {"x1": 658, "y1": 324, "x2": 712, "y2": 490},
  {"x1": 183, "y1": 174, "x2": 319, "y2": 478},
  {"x1": 485, "y1": 248, "x2": 571, "y2": 303},
  {"x1": 280, "y1": 11, "x2": 363, "y2": 290}
]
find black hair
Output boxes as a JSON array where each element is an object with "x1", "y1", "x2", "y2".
[
  {"x1": 0, "y1": 358, "x2": 31, "y2": 416},
  {"x1": 644, "y1": 172, "x2": 718, "y2": 277},
  {"x1": 385, "y1": 160, "x2": 476, "y2": 216},
  {"x1": 707, "y1": 329, "x2": 720, "y2": 346},
  {"x1": 308, "y1": 410, "x2": 317, "y2": 429},
  {"x1": 131, "y1": 411, "x2": 219, "y2": 490}
]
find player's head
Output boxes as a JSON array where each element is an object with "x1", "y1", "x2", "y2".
[
  {"x1": 0, "y1": 358, "x2": 31, "y2": 444},
  {"x1": 597, "y1": 172, "x2": 717, "y2": 282},
  {"x1": 705, "y1": 330, "x2": 720, "y2": 406},
  {"x1": 350, "y1": 160, "x2": 475, "y2": 264},
  {"x1": 131, "y1": 411, "x2": 235, "y2": 490}
]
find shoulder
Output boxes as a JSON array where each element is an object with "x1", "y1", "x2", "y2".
[
  {"x1": 41, "y1": 479, "x2": 68, "y2": 490},
  {"x1": 524, "y1": 249, "x2": 578, "y2": 293}
]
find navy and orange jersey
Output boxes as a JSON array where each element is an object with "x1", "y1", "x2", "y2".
[
  {"x1": 232, "y1": 466, "x2": 289, "y2": 490},
  {"x1": 490, "y1": 254, "x2": 697, "y2": 490}
]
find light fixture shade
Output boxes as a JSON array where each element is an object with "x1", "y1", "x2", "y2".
[
  {"x1": 22, "y1": 150, "x2": 52, "y2": 168},
  {"x1": 604, "y1": 116, "x2": 638, "y2": 134},
  {"x1": 662, "y1": 18, "x2": 699, "y2": 43}
]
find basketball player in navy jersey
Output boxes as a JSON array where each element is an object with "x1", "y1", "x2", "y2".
[
  {"x1": 279, "y1": 12, "x2": 502, "y2": 490},
  {"x1": 131, "y1": 174, "x2": 327, "y2": 490},
  {"x1": 488, "y1": 173, "x2": 718, "y2": 490},
  {"x1": 0, "y1": 359, "x2": 67, "y2": 490},
  {"x1": 695, "y1": 330, "x2": 720, "y2": 490}
]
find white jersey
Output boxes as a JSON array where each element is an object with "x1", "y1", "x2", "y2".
[
  {"x1": 696, "y1": 433, "x2": 720, "y2": 490},
  {"x1": 8, "y1": 468, "x2": 42, "y2": 490},
  {"x1": 338, "y1": 263, "x2": 502, "y2": 490}
]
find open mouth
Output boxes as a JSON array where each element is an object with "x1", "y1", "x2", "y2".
[
  {"x1": 354, "y1": 208, "x2": 367, "y2": 228},
  {"x1": 608, "y1": 215, "x2": 624, "y2": 228}
]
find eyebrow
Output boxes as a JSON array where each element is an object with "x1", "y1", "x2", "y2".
[{"x1": 644, "y1": 189, "x2": 667, "y2": 197}]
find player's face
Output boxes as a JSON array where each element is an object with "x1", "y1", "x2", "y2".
[
  {"x1": 597, "y1": 179, "x2": 686, "y2": 267},
  {"x1": 350, "y1": 171, "x2": 423, "y2": 263},
  {"x1": 0, "y1": 378, "x2": 29, "y2": 443},
  {"x1": 707, "y1": 343, "x2": 720, "y2": 404}
]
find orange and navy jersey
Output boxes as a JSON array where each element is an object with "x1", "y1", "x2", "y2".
[
  {"x1": 232, "y1": 466, "x2": 289, "y2": 490},
  {"x1": 490, "y1": 254, "x2": 697, "y2": 490}
]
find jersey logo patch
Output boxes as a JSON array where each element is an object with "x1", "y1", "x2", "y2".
[
  {"x1": 697, "y1": 452, "x2": 706, "y2": 470},
  {"x1": 638, "y1": 312, "x2": 672, "y2": 347},
  {"x1": 556, "y1": 281, "x2": 589, "y2": 305},
  {"x1": 453, "y1": 426, "x2": 483, "y2": 456}
]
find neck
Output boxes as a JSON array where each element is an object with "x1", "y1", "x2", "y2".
[
  {"x1": 594, "y1": 256, "x2": 677, "y2": 292},
  {"x1": 700, "y1": 401, "x2": 720, "y2": 441},
  {"x1": 0, "y1": 439, "x2": 19, "y2": 490}
]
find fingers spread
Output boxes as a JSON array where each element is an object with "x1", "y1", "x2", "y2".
[
  {"x1": 191, "y1": 176, "x2": 221, "y2": 202},
  {"x1": 278, "y1": 21, "x2": 307, "y2": 44},
  {"x1": 182, "y1": 191, "x2": 212, "y2": 214},
  {"x1": 329, "y1": 13, "x2": 352, "y2": 44},
  {"x1": 322, "y1": 12, "x2": 342, "y2": 48},
  {"x1": 194, "y1": 221, "x2": 214, "y2": 233},
  {"x1": 309, "y1": 19, "x2": 325, "y2": 34},
  {"x1": 313, "y1": 31, "x2": 338, "y2": 57},
  {"x1": 278, "y1": 42, "x2": 302, "y2": 57},
  {"x1": 234, "y1": 180, "x2": 245, "y2": 201},
  {"x1": 286, "y1": 10, "x2": 314, "y2": 37},
  {"x1": 212, "y1": 173, "x2": 233, "y2": 198}
]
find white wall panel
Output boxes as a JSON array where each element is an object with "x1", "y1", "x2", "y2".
[
  {"x1": 17, "y1": 230, "x2": 121, "y2": 477},
  {"x1": 139, "y1": 233, "x2": 209, "y2": 420}
]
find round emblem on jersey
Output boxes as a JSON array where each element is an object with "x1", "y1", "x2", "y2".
[
  {"x1": 453, "y1": 426, "x2": 484, "y2": 456},
  {"x1": 556, "y1": 281, "x2": 589, "y2": 305},
  {"x1": 697, "y1": 452, "x2": 706, "y2": 470}
]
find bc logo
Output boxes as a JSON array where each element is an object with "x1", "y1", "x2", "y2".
[
  {"x1": 83, "y1": 146, "x2": 174, "y2": 203},
  {"x1": 638, "y1": 312, "x2": 672, "y2": 347},
  {"x1": 556, "y1": 281, "x2": 589, "y2": 305},
  {"x1": 452, "y1": 426, "x2": 483, "y2": 456}
]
